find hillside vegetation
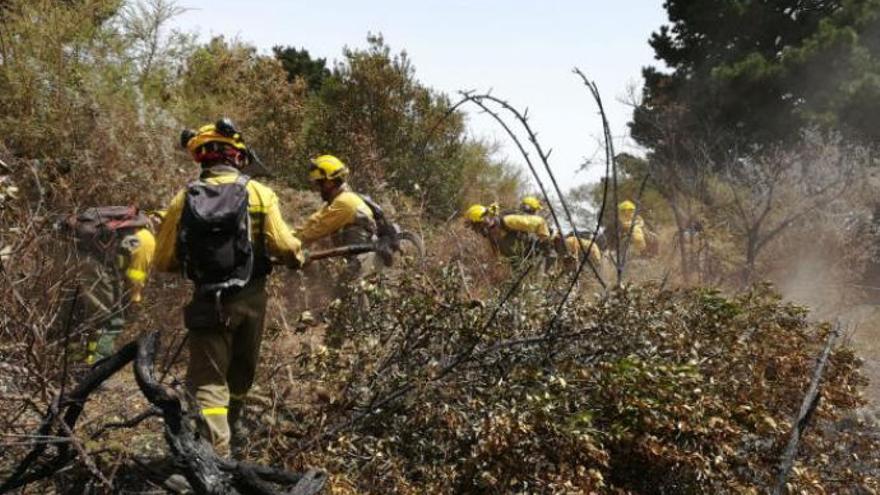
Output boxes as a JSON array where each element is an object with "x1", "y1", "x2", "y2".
[{"x1": 2, "y1": 1, "x2": 880, "y2": 494}]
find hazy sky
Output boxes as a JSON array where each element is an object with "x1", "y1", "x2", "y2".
[{"x1": 172, "y1": 1, "x2": 668, "y2": 191}]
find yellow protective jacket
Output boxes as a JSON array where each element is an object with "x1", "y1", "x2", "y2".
[
  {"x1": 619, "y1": 211, "x2": 646, "y2": 254},
  {"x1": 564, "y1": 235, "x2": 602, "y2": 266},
  {"x1": 154, "y1": 167, "x2": 305, "y2": 273},
  {"x1": 487, "y1": 213, "x2": 551, "y2": 258},
  {"x1": 297, "y1": 187, "x2": 376, "y2": 246},
  {"x1": 120, "y1": 227, "x2": 156, "y2": 303},
  {"x1": 500, "y1": 214, "x2": 551, "y2": 239}
]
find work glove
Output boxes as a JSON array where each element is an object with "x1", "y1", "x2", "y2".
[{"x1": 288, "y1": 249, "x2": 310, "y2": 270}]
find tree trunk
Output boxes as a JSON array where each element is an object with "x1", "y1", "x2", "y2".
[{"x1": 744, "y1": 233, "x2": 759, "y2": 287}]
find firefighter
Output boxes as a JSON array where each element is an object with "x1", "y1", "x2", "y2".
[
  {"x1": 60, "y1": 207, "x2": 158, "y2": 365},
  {"x1": 155, "y1": 119, "x2": 305, "y2": 455},
  {"x1": 557, "y1": 230, "x2": 603, "y2": 271},
  {"x1": 618, "y1": 200, "x2": 647, "y2": 255},
  {"x1": 463, "y1": 203, "x2": 552, "y2": 266},
  {"x1": 296, "y1": 155, "x2": 378, "y2": 288}
]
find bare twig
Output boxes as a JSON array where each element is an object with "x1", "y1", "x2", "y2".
[
  {"x1": 89, "y1": 407, "x2": 162, "y2": 440},
  {"x1": 573, "y1": 69, "x2": 620, "y2": 283},
  {"x1": 298, "y1": 256, "x2": 540, "y2": 452},
  {"x1": 2, "y1": 334, "x2": 327, "y2": 494},
  {"x1": 56, "y1": 417, "x2": 112, "y2": 488},
  {"x1": 772, "y1": 323, "x2": 843, "y2": 495},
  {"x1": 424, "y1": 88, "x2": 609, "y2": 295},
  {"x1": 0, "y1": 341, "x2": 139, "y2": 493}
]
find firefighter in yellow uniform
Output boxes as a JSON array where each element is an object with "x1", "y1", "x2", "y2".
[
  {"x1": 559, "y1": 231, "x2": 603, "y2": 270},
  {"x1": 82, "y1": 222, "x2": 156, "y2": 364},
  {"x1": 155, "y1": 121, "x2": 305, "y2": 455},
  {"x1": 618, "y1": 200, "x2": 647, "y2": 255},
  {"x1": 463, "y1": 203, "x2": 552, "y2": 264},
  {"x1": 297, "y1": 155, "x2": 377, "y2": 288}
]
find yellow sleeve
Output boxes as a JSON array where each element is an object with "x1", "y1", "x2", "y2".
[
  {"x1": 630, "y1": 221, "x2": 646, "y2": 253},
  {"x1": 125, "y1": 229, "x2": 155, "y2": 303},
  {"x1": 535, "y1": 217, "x2": 550, "y2": 239},
  {"x1": 154, "y1": 190, "x2": 185, "y2": 272},
  {"x1": 589, "y1": 241, "x2": 602, "y2": 264},
  {"x1": 501, "y1": 214, "x2": 550, "y2": 239},
  {"x1": 296, "y1": 196, "x2": 358, "y2": 244},
  {"x1": 581, "y1": 239, "x2": 602, "y2": 264},
  {"x1": 565, "y1": 236, "x2": 579, "y2": 256},
  {"x1": 258, "y1": 187, "x2": 305, "y2": 266}
]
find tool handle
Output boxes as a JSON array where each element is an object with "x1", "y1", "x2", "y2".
[{"x1": 307, "y1": 243, "x2": 376, "y2": 261}]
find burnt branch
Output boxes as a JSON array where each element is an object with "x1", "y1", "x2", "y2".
[
  {"x1": 134, "y1": 331, "x2": 327, "y2": 495},
  {"x1": 772, "y1": 323, "x2": 843, "y2": 495},
  {"x1": 0, "y1": 340, "x2": 139, "y2": 493},
  {"x1": 1, "y1": 334, "x2": 327, "y2": 495}
]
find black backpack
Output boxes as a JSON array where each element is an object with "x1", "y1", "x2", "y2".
[
  {"x1": 177, "y1": 174, "x2": 254, "y2": 297},
  {"x1": 358, "y1": 195, "x2": 394, "y2": 239}
]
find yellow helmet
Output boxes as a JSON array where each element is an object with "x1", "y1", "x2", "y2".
[
  {"x1": 308, "y1": 155, "x2": 349, "y2": 182},
  {"x1": 463, "y1": 204, "x2": 488, "y2": 223},
  {"x1": 183, "y1": 119, "x2": 248, "y2": 160},
  {"x1": 618, "y1": 200, "x2": 637, "y2": 212},
  {"x1": 521, "y1": 196, "x2": 543, "y2": 212}
]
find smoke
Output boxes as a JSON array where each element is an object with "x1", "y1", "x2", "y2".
[{"x1": 771, "y1": 226, "x2": 880, "y2": 410}]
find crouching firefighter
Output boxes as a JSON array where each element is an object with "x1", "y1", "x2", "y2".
[
  {"x1": 296, "y1": 155, "x2": 380, "y2": 293},
  {"x1": 555, "y1": 230, "x2": 603, "y2": 273},
  {"x1": 60, "y1": 206, "x2": 158, "y2": 364},
  {"x1": 155, "y1": 119, "x2": 306, "y2": 455},
  {"x1": 463, "y1": 203, "x2": 554, "y2": 271}
]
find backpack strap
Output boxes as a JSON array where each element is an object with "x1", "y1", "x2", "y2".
[
  {"x1": 249, "y1": 177, "x2": 266, "y2": 245},
  {"x1": 234, "y1": 173, "x2": 261, "y2": 261},
  {"x1": 247, "y1": 177, "x2": 273, "y2": 279},
  {"x1": 357, "y1": 194, "x2": 382, "y2": 220}
]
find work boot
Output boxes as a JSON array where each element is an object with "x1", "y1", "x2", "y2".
[{"x1": 228, "y1": 398, "x2": 250, "y2": 459}]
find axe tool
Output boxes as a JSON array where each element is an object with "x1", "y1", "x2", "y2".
[{"x1": 307, "y1": 229, "x2": 424, "y2": 266}]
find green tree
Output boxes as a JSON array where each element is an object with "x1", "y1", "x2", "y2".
[
  {"x1": 0, "y1": 0, "x2": 192, "y2": 204},
  {"x1": 300, "y1": 34, "x2": 493, "y2": 215},
  {"x1": 174, "y1": 37, "x2": 308, "y2": 176},
  {"x1": 118, "y1": 0, "x2": 195, "y2": 96},
  {"x1": 272, "y1": 45, "x2": 331, "y2": 92},
  {"x1": 458, "y1": 140, "x2": 522, "y2": 209},
  {"x1": 631, "y1": 0, "x2": 880, "y2": 160}
]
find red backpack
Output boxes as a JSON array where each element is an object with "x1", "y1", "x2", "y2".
[{"x1": 64, "y1": 206, "x2": 150, "y2": 260}]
